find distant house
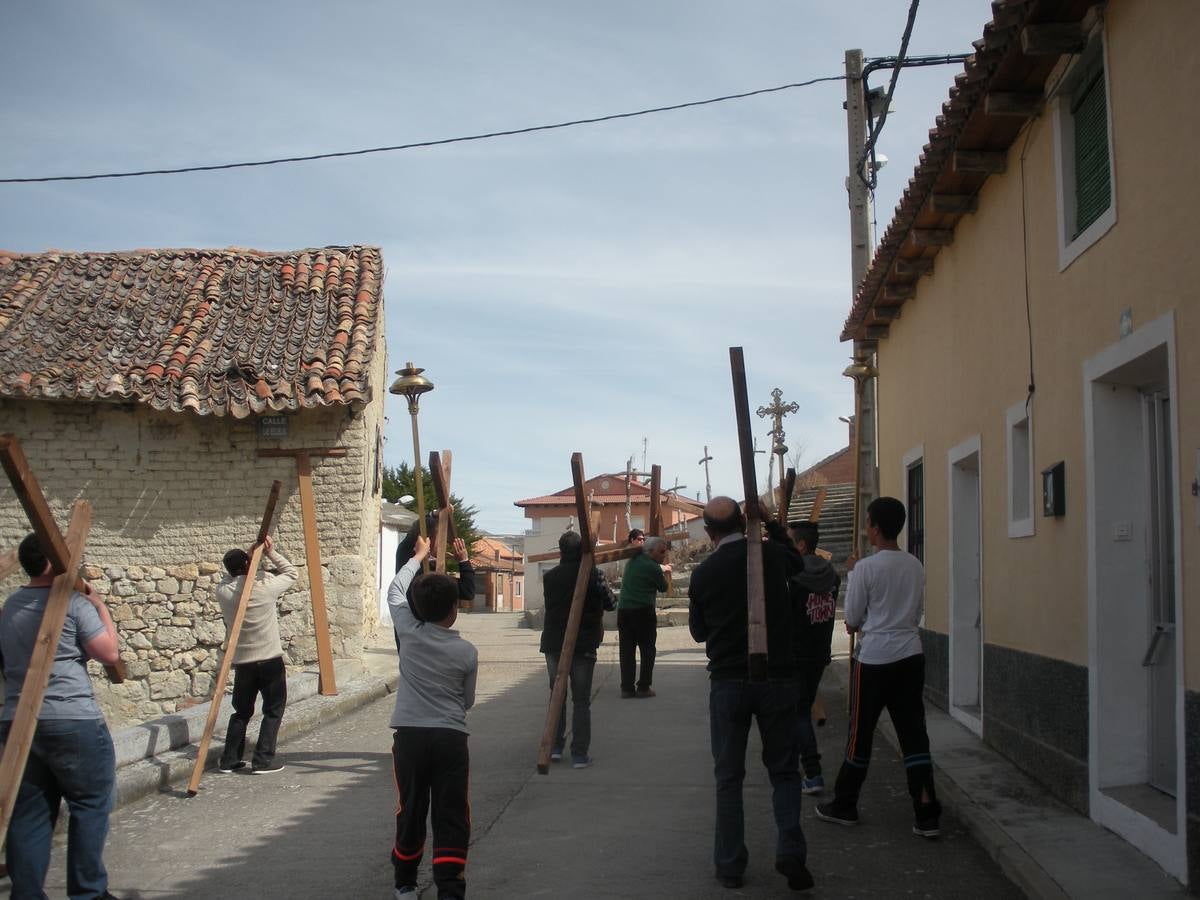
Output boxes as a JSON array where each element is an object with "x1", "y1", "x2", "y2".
[
  {"x1": 468, "y1": 536, "x2": 524, "y2": 612},
  {"x1": 0, "y1": 246, "x2": 387, "y2": 727},
  {"x1": 515, "y1": 473, "x2": 702, "y2": 609},
  {"x1": 840, "y1": 0, "x2": 1197, "y2": 886}
]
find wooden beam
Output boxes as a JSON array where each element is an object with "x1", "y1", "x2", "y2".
[
  {"x1": 429, "y1": 450, "x2": 457, "y2": 574},
  {"x1": 1020, "y1": 22, "x2": 1087, "y2": 56},
  {"x1": 0, "y1": 435, "x2": 124, "y2": 684},
  {"x1": 648, "y1": 465, "x2": 662, "y2": 536},
  {"x1": 256, "y1": 448, "x2": 348, "y2": 459},
  {"x1": 188, "y1": 480, "x2": 281, "y2": 794},
  {"x1": 865, "y1": 325, "x2": 890, "y2": 341},
  {"x1": 954, "y1": 150, "x2": 1007, "y2": 173},
  {"x1": 985, "y1": 92, "x2": 1043, "y2": 117},
  {"x1": 809, "y1": 487, "x2": 828, "y2": 523},
  {"x1": 526, "y1": 530, "x2": 689, "y2": 564},
  {"x1": 894, "y1": 257, "x2": 934, "y2": 278},
  {"x1": 929, "y1": 193, "x2": 979, "y2": 215},
  {"x1": 870, "y1": 306, "x2": 902, "y2": 322},
  {"x1": 778, "y1": 468, "x2": 796, "y2": 526},
  {"x1": 911, "y1": 229, "x2": 955, "y2": 247},
  {"x1": 0, "y1": 502, "x2": 91, "y2": 837},
  {"x1": 295, "y1": 457, "x2": 337, "y2": 696},
  {"x1": 883, "y1": 283, "x2": 916, "y2": 302},
  {"x1": 729, "y1": 347, "x2": 768, "y2": 679},
  {"x1": 0, "y1": 435, "x2": 70, "y2": 574}
]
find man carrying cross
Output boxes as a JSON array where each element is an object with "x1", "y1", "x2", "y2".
[
  {"x1": 688, "y1": 497, "x2": 813, "y2": 893},
  {"x1": 0, "y1": 534, "x2": 122, "y2": 900}
]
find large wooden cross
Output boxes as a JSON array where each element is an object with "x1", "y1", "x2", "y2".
[
  {"x1": 187, "y1": 480, "x2": 282, "y2": 795},
  {"x1": 256, "y1": 448, "x2": 343, "y2": 696},
  {"x1": 537, "y1": 453, "x2": 608, "y2": 774},
  {"x1": 729, "y1": 348, "x2": 769, "y2": 680},
  {"x1": 427, "y1": 449, "x2": 457, "y2": 576}
]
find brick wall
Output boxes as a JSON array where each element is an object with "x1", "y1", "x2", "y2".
[{"x1": 0, "y1": 392, "x2": 384, "y2": 726}]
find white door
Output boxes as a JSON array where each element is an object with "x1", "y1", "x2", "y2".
[{"x1": 949, "y1": 439, "x2": 982, "y2": 732}]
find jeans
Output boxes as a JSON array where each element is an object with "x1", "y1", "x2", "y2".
[
  {"x1": 544, "y1": 651, "x2": 597, "y2": 757},
  {"x1": 0, "y1": 717, "x2": 115, "y2": 900},
  {"x1": 220, "y1": 655, "x2": 287, "y2": 769},
  {"x1": 795, "y1": 658, "x2": 828, "y2": 778},
  {"x1": 708, "y1": 678, "x2": 806, "y2": 877},
  {"x1": 617, "y1": 607, "x2": 656, "y2": 692}
]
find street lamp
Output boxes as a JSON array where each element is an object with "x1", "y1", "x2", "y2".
[
  {"x1": 842, "y1": 357, "x2": 878, "y2": 560},
  {"x1": 389, "y1": 362, "x2": 435, "y2": 572}
]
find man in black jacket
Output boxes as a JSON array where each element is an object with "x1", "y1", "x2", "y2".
[
  {"x1": 540, "y1": 531, "x2": 616, "y2": 769},
  {"x1": 688, "y1": 497, "x2": 813, "y2": 893}
]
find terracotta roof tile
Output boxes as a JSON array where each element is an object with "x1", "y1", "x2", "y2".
[{"x1": 0, "y1": 246, "x2": 383, "y2": 417}]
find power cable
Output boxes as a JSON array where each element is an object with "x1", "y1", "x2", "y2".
[
  {"x1": 857, "y1": 0, "x2": 921, "y2": 190},
  {"x1": 0, "y1": 76, "x2": 845, "y2": 185}
]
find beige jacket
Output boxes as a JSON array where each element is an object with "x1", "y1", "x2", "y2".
[{"x1": 215, "y1": 549, "x2": 298, "y2": 665}]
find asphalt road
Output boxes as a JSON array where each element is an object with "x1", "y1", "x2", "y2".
[{"x1": 9, "y1": 615, "x2": 1025, "y2": 899}]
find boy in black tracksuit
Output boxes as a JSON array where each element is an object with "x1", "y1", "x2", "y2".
[{"x1": 770, "y1": 521, "x2": 840, "y2": 794}]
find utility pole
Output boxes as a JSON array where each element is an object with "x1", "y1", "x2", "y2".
[
  {"x1": 845, "y1": 48, "x2": 880, "y2": 561},
  {"x1": 698, "y1": 445, "x2": 713, "y2": 503}
]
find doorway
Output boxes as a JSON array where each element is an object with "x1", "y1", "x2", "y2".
[
  {"x1": 948, "y1": 436, "x2": 983, "y2": 735},
  {"x1": 1085, "y1": 313, "x2": 1184, "y2": 881}
]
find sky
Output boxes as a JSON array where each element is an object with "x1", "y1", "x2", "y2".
[{"x1": 0, "y1": 0, "x2": 994, "y2": 534}]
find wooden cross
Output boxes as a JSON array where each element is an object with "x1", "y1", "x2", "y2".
[
  {"x1": 0, "y1": 435, "x2": 123, "y2": 685},
  {"x1": 427, "y1": 450, "x2": 457, "y2": 576},
  {"x1": 256, "y1": 448, "x2": 344, "y2": 696},
  {"x1": 187, "y1": 480, "x2": 282, "y2": 796},
  {"x1": 730, "y1": 348, "x2": 769, "y2": 680},
  {"x1": 537, "y1": 454, "x2": 599, "y2": 773},
  {"x1": 779, "y1": 467, "x2": 797, "y2": 525}
]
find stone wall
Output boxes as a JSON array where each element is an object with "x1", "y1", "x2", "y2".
[{"x1": 0, "y1": 394, "x2": 384, "y2": 727}]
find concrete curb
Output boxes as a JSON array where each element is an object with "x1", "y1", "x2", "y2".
[{"x1": 113, "y1": 668, "x2": 399, "y2": 808}]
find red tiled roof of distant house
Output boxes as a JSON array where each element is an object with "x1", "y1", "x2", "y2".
[{"x1": 0, "y1": 245, "x2": 382, "y2": 418}]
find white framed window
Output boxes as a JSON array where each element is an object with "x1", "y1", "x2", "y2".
[
  {"x1": 900, "y1": 445, "x2": 925, "y2": 563},
  {"x1": 1006, "y1": 401, "x2": 1035, "y2": 538},
  {"x1": 1052, "y1": 19, "x2": 1116, "y2": 271}
]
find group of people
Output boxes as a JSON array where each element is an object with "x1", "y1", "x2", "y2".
[
  {"x1": 687, "y1": 494, "x2": 940, "y2": 892},
  {"x1": 1, "y1": 492, "x2": 938, "y2": 899}
]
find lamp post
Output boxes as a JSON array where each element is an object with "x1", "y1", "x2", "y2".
[
  {"x1": 389, "y1": 362, "x2": 435, "y2": 572},
  {"x1": 841, "y1": 357, "x2": 878, "y2": 561}
]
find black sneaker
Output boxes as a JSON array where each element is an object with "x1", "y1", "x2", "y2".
[
  {"x1": 620, "y1": 690, "x2": 636, "y2": 699},
  {"x1": 815, "y1": 802, "x2": 858, "y2": 825},
  {"x1": 635, "y1": 687, "x2": 656, "y2": 698},
  {"x1": 775, "y1": 857, "x2": 815, "y2": 892},
  {"x1": 913, "y1": 818, "x2": 941, "y2": 838},
  {"x1": 217, "y1": 761, "x2": 247, "y2": 773},
  {"x1": 715, "y1": 873, "x2": 743, "y2": 889},
  {"x1": 251, "y1": 762, "x2": 286, "y2": 775}
]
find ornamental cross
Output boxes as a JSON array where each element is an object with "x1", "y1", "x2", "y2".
[{"x1": 756, "y1": 388, "x2": 799, "y2": 511}]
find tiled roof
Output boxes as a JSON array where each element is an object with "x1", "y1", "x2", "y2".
[
  {"x1": 0, "y1": 245, "x2": 383, "y2": 417},
  {"x1": 842, "y1": 0, "x2": 1089, "y2": 342},
  {"x1": 470, "y1": 536, "x2": 524, "y2": 571}
]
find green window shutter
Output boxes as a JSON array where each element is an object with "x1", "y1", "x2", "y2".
[{"x1": 1071, "y1": 67, "x2": 1111, "y2": 237}]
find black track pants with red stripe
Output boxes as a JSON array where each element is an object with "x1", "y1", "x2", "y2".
[
  {"x1": 831, "y1": 653, "x2": 939, "y2": 818},
  {"x1": 391, "y1": 726, "x2": 471, "y2": 898}
]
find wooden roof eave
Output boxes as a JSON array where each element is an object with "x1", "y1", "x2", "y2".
[{"x1": 842, "y1": 0, "x2": 1095, "y2": 344}]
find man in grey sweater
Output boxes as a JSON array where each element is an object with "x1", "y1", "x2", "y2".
[{"x1": 215, "y1": 535, "x2": 298, "y2": 774}]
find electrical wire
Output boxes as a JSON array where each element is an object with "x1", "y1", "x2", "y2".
[
  {"x1": 858, "y1": 0, "x2": 921, "y2": 190},
  {"x1": 0, "y1": 76, "x2": 845, "y2": 185}
]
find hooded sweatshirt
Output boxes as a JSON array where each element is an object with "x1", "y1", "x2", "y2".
[{"x1": 790, "y1": 554, "x2": 840, "y2": 663}]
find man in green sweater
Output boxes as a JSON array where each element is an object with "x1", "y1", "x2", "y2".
[{"x1": 617, "y1": 536, "x2": 670, "y2": 698}]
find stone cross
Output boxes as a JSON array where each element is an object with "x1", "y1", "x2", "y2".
[{"x1": 757, "y1": 388, "x2": 799, "y2": 512}]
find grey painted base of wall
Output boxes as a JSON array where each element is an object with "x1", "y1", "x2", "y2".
[
  {"x1": 1187, "y1": 689, "x2": 1200, "y2": 891},
  {"x1": 918, "y1": 631, "x2": 1089, "y2": 813},
  {"x1": 919, "y1": 627, "x2": 948, "y2": 710}
]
